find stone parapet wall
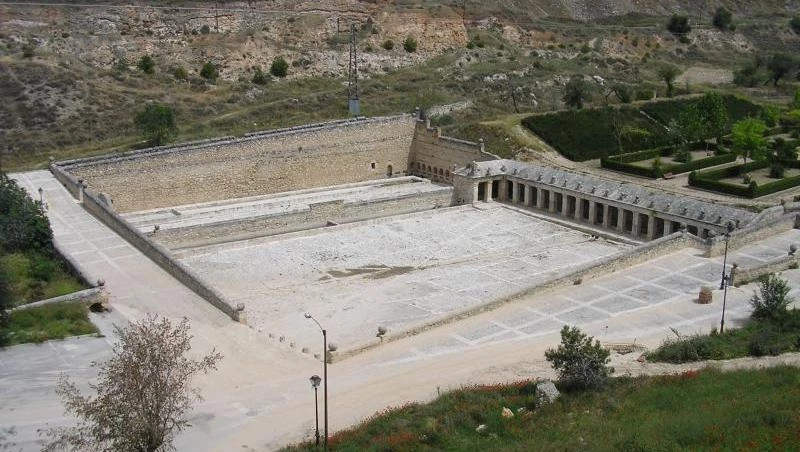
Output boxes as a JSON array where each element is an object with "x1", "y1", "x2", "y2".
[
  {"x1": 409, "y1": 120, "x2": 499, "y2": 182},
  {"x1": 706, "y1": 212, "x2": 798, "y2": 257},
  {"x1": 65, "y1": 116, "x2": 414, "y2": 213},
  {"x1": 733, "y1": 254, "x2": 799, "y2": 286},
  {"x1": 153, "y1": 188, "x2": 454, "y2": 249},
  {"x1": 80, "y1": 187, "x2": 243, "y2": 323}
]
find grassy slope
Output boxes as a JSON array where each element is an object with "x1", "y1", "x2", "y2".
[
  {"x1": 4, "y1": 303, "x2": 97, "y2": 346},
  {"x1": 284, "y1": 366, "x2": 800, "y2": 451}
]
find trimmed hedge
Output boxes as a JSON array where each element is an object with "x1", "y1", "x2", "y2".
[
  {"x1": 601, "y1": 148, "x2": 736, "y2": 179},
  {"x1": 689, "y1": 160, "x2": 800, "y2": 197},
  {"x1": 521, "y1": 107, "x2": 670, "y2": 161},
  {"x1": 641, "y1": 95, "x2": 763, "y2": 129}
]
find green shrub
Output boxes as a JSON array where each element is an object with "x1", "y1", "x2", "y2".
[
  {"x1": 137, "y1": 55, "x2": 155, "y2": 74},
  {"x1": 667, "y1": 14, "x2": 691, "y2": 35},
  {"x1": 21, "y1": 43, "x2": 35, "y2": 58},
  {"x1": 790, "y1": 16, "x2": 800, "y2": 34},
  {"x1": 382, "y1": 39, "x2": 394, "y2": 50},
  {"x1": 270, "y1": 56, "x2": 288, "y2": 77},
  {"x1": 252, "y1": 66, "x2": 268, "y2": 85},
  {"x1": 172, "y1": 67, "x2": 188, "y2": 81},
  {"x1": 713, "y1": 7, "x2": 733, "y2": 30},
  {"x1": 750, "y1": 274, "x2": 793, "y2": 321},
  {"x1": 403, "y1": 36, "x2": 417, "y2": 53},
  {"x1": 200, "y1": 24, "x2": 210, "y2": 35},
  {"x1": 199, "y1": 61, "x2": 218, "y2": 81},
  {"x1": 0, "y1": 173, "x2": 53, "y2": 253},
  {"x1": 134, "y1": 103, "x2": 177, "y2": 146},
  {"x1": 545, "y1": 326, "x2": 613, "y2": 390}
]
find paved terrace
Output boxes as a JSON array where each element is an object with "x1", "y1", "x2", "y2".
[
  {"x1": 175, "y1": 204, "x2": 631, "y2": 354},
  {"x1": 4, "y1": 170, "x2": 800, "y2": 451}
]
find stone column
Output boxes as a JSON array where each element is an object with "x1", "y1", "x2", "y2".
[
  {"x1": 587, "y1": 201, "x2": 597, "y2": 225},
  {"x1": 525, "y1": 185, "x2": 533, "y2": 206},
  {"x1": 537, "y1": 187, "x2": 545, "y2": 209},
  {"x1": 562, "y1": 195, "x2": 571, "y2": 217},
  {"x1": 512, "y1": 182, "x2": 520, "y2": 204},
  {"x1": 485, "y1": 182, "x2": 493, "y2": 202},
  {"x1": 499, "y1": 180, "x2": 508, "y2": 201},
  {"x1": 549, "y1": 191, "x2": 557, "y2": 213},
  {"x1": 575, "y1": 197, "x2": 584, "y2": 221},
  {"x1": 631, "y1": 211, "x2": 641, "y2": 238},
  {"x1": 472, "y1": 183, "x2": 479, "y2": 203},
  {"x1": 647, "y1": 215, "x2": 656, "y2": 240},
  {"x1": 664, "y1": 219, "x2": 673, "y2": 235},
  {"x1": 602, "y1": 204, "x2": 610, "y2": 228}
]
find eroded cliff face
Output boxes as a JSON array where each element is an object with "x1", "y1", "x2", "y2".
[{"x1": 2, "y1": 0, "x2": 795, "y2": 80}]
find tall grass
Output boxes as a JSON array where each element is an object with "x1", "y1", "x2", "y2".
[
  {"x1": 283, "y1": 366, "x2": 800, "y2": 451},
  {"x1": 4, "y1": 303, "x2": 97, "y2": 346}
]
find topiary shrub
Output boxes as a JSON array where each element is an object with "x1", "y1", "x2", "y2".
[
  {"x1": 270, "y1": 56, "x2": 288, "y2": 77},
  {"x1": 545, "y1": 326, "x2": 613, "y2": 390}
]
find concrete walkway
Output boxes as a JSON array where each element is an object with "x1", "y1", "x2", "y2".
[{"x1": 2, "y1": 170, "x2": 799, "y2": 451}]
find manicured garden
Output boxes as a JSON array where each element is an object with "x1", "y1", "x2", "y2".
[{"x1": 521, "y1": 94, "x2": 764, "y2": 162}]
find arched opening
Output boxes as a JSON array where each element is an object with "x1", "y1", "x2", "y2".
[{"x1": 387, "y1": 164, "x2": 393, "y2": 177}]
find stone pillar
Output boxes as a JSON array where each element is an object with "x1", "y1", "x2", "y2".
[
  {"x1": 499, "y1": 180, "x2": 508, "y2": 201},
  {"x1": 512, "y1": 182, "x2": 520, "y2": 203},
  {"x1": 525, "y1": 185, "x2": 533, "y2": 206},
  {"x1": 647, "y1": 215, "x2": 656, "y2": 240},
  {"x1": 549, "y1": 191, "x2": 557, "y2": 213},
  {"x1": 588, "y1": 201, "x2": 597, "y2": 225},
  {"x1": 617, "y1": 209, "x2": 625, "y2": 232},
  {"x1": 602, "y1": 204, "x2": 610, "y2": 228},
  {"x1": 537, "y1": 188, "x2": 545, "y2": 209},
  {"x1": 562, "y1": 196, "x2": 571, "y2": 217},
  {"x1": 664, "y1": 220, "x2": 673, "y2": 235},
  {"x1": 575, "y1": 197, "x2": 584, "y2": 221},
  {"x1": 472, "y1": 183, "x2": 479, "y2": 203},
  {"x1": 485, "y1": 182, "x2": 493, "y2": 202},
  {"x1": 631, "y1": 211, "x2": 641, "y2": 238}
]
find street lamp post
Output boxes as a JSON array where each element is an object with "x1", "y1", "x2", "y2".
[
  {"x1": 304, "y1": 313, "x2": 328, "y2": 450},
  {"x1": 309, "y1": 374, "x2": 321, "y2": 446},
  {"x1": 719, "y1": 222, "x2": 735, "y2": 333}
]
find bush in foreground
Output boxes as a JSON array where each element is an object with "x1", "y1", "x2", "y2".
[
  {"x1": 750, "y1": 274, "x2": 793, "y2": 321},
  {"x1": 545, "y1": 326, "x2": 612, "y2": 390}
]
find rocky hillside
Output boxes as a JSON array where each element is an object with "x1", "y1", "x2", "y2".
[{"x1": 1, "y1": 1, "x2": 799, "y2": 167}]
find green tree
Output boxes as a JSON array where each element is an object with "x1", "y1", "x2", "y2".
[
  {"x1": 403, "y1": 36, "x2": 417, "y2": 53},
  {"x1": 733, "y1": 61, "x2": 764, "y2": 87},
  {"x1": 750, "y1": 274, "x2": 793, "y2": 321},
  {"x1": 712, "y1": 7, "x2": 733, "y2": 30},
  {"x1": 696, "y1": 92, "x2": 729, "y2": 145},
  {"x1": 270, "y1": 56, "x2": 288, "y2": 77},
  {"x1": 545, "y1": 326, "x2": 613, "y2": 390},
  {"x1": 732, "y1": 118, "x2": 768, "y2": 164},
  {"x1": 667, "y1": 14, "x2": 691, "y2": 34},
  {"x1": 0, "y1": 172, "x2": 52, "y2": 254},
  {"x1": 766, "y1": 53, "x2": 796, "y2": 86},
  {"x1": 791, "y1": 89, "x2": 800, "y2": 110},
  {"x1": 658, "y1": 64, "x2": 680, "y2": 97},
  {"x1": 137, "y1": 55, "x2": 155, "y2": 74},
  {"x1": 563, "y1": 76, "x2": 590, "y2": 109},
  {"x1": 134, "y1": 103, "x2": 178, "y2": 146},
  {"x1": 43, "y1": 315, "x2": 222, "y2": 452},
  {"x1": 200, "y1": 61, "x2": 218, "y2": 81}
]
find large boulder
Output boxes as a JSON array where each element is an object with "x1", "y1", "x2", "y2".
[{"x1": 535, "y1": 380, "x2": 560, "y2": 406}]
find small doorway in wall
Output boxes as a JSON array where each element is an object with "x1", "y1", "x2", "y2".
[
  {"x1": 387, "y1": 164, "x2": 393, "y2": 177},
  {"x1": 477, "y1": 183, "x2": 487, "y2": 201}
]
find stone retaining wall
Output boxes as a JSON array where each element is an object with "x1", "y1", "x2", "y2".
[
  {"x1": 12, "y1": 287, "x2": 106, "y2": 311},
  {"x1": 152, "y1": 188, "x2": 454, "y2": 250},
  {"x1": 79, "y1": 185, "x2": 244, "y2": 323},
  {"x1": 64, "y1": 115, "x2": 415, "y2": 213}
]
